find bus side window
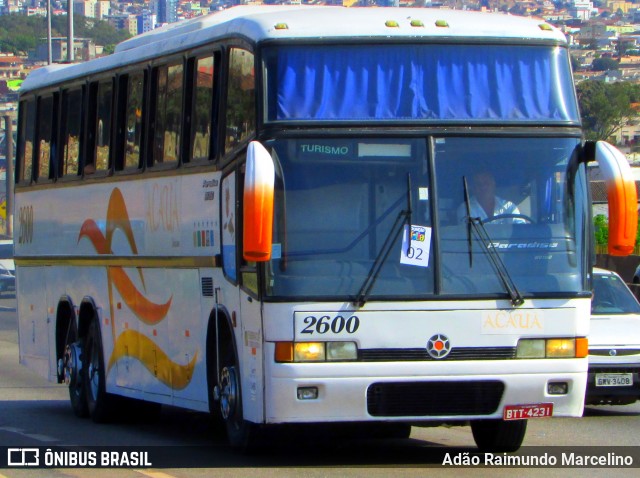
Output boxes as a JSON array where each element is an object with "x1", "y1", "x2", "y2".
[
  {"x1": 225, "y1": 48, "x2": 255, "y2": 155},
  {"x1": 189, "y1": 53, "x2": 217, "y2": 163},
  {"x1": 150, "y1": 62, "x2": 182, "y2": 168},
  {"x1": 17, "y1": 98, "x2": 35, "y2": 185},
  {"x1": 85, "y1": 80, "x2": 113, "y2": 176},
  {"x1": 117, "y1": 71, "x2": 145, "y2": 172},
  {"x1": 35, "y1": 94, "x2": 57, "y2": 182},
  {"x1": 60, "y1": 87, "x2": 83, "y2": 178}
]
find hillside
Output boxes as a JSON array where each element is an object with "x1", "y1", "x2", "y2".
[{"x1": 0, "y1": 14, "x2": 130, "y2": 56}]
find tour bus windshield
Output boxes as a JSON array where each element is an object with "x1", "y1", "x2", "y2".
[
  {"x1": 263, "y1": 44, "x2": 578, "y2": 123},
  {"x1": 264, "y1": 136, "x2": 587, "y2": 300}
]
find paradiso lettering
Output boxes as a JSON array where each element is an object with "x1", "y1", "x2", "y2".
[{"x1": 481, "y1": 310, "x2": 544, "y2": 334}]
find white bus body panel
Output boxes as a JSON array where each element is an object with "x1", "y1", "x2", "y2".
[{"x1": 13, "y1": 173, "x2": 240, "y2": 412}]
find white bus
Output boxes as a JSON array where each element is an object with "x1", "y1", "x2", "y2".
[{"x1": 14, "y1": 6, "x2": 637, "y2": 452}]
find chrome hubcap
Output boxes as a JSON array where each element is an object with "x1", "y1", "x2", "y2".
[
  {"x1": 63, "y1": 342, "x2": 83, "y2": 388},
  {"x1": 219, "y1": 366, "x2": 238, "y2": 421}
]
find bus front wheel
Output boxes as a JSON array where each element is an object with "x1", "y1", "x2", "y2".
[
  {"x1": 470, "y1": 419, "x2": 527, "y2": 452},
  {"x1": 218, "y1": 348, "x2": 260, "y2": 450}
]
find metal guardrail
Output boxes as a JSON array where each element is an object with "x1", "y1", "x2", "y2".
[{"x1": 595, "y1": 245, "x2": 640, "y2": 255}]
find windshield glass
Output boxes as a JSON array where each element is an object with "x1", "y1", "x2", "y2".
[
  {"x1": 264, "y1": 136, "x2": 586, "y2": 300},
  {"x1": 435, "y1": 136, "x2": 586, "y2": 296},
  {"x1": 592, "y1": 272, "x2": 640, "y2": 315}
]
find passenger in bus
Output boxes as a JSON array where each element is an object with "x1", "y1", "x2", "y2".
[{"x1": 456, "y1": 170, "x2": 526, "y2": 224}]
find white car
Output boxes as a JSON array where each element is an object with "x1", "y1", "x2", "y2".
[{"x1": 586, "y1": 268, "x2": 640, "y2": 406}]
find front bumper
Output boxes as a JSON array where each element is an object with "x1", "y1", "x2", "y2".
[{"x1": 264, "y1": 345, "x2": 587, "y2": 424}]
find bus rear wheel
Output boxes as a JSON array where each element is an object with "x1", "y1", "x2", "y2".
[
  {"x1": 60, "y1": 338, "x2": 89, "y2": 418},
  {"x1": 470, "y1": 419, "x2": 527, "y2": 452},
  {"x1": 83, "y1": 316, "x2": 115, "y2": 423}
]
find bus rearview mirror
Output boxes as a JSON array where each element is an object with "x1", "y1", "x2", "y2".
[
  {"x1": 243, "y1": 141, "x2": 275, "y2": 262},
  {"x1": 594, "y1": 141, "x2": 638, "y2": 256}
]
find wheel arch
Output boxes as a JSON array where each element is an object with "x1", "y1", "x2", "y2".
[
  {"x1": 206, "y1": 306, "x2": 237, "y2": 380},
  {"x1": 205, "y1": 305, "x2": 239, "y2": 411},
  {"x1": 77, "y1": 297, "x2": 100, "y2": 341}
]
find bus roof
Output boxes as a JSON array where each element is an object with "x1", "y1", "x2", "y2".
[{"x1": 20, "y1": 6, "x2": 566, "y2": 93}]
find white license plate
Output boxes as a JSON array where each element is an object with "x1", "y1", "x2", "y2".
[
  {"x1": 503, "y1": 403, "x2": 553, "y2": 420},
  {"x1": 595, "y1": 373, "x2": 633, "y2": 387}
]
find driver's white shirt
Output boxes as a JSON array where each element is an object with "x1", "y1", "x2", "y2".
[{"x1": 457, "y1": 196, "x2": 525, "y2": 224}]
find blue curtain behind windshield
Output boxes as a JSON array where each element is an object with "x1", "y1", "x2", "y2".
[{"x1": 268, "y1": 45, "x2": 578, "y2": 123}]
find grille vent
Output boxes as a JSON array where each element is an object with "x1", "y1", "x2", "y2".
[
  {"x1": 201, "y1": 277, "x2": 214, "y2": 297},
  {"x1": 367, "y1": 381, "x2": 504, "y2": 417}
]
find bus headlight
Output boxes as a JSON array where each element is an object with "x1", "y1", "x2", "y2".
[
  {"x1": 516, "y1": 339, "x2": 545, "y2": 358},
  {"x1": 546, "y1": 339, "x2": 575, "y2": 358},
  {"x1": 327, "y1": 342, "x2": 357, "y2": 361},
  {"x1": 516, "y1": 338, "x2": 587, "y2": 358},
  {"x1": 275, "y1": 342, "x2": 358, "y2": 362},
  {"x1": 294, "y1": 342, "x2": 325, "y2": 362}
]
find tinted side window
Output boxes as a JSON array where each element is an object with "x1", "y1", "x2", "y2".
[
  {"x1": 17, "y1": 99, "x2": 35, "y2": 184},
  {"x1": 61, "y1": 88, "x2": 83, "y2": 178},
  {"x1": 36, "y1": 95, "x2": 55, "y2": 182},
  {"x1": 225, "y1": 49, "x2": 255, "y2": 154},
  {"x1": 125, "y1": 72, "x2": 144, "y2": 170},
  {"x1": 95, "y1": 81, "x2": 112, "y2": 173},
  {"x1": 151, "y1": 63, "x2": 182, "y2": 167},
  {"x1": 191, "y1": 55, "x2": 216, "y2": 162}
]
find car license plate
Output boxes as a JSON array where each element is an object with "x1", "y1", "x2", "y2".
[
  {"x1": 503, "y1": 403, "x2": 553, "y2": 420},
  {"x1": 595, "y1": 373, "x2": 633, "y2": 387}
]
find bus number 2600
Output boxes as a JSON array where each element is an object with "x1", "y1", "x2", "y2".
[{"x1": 301, "y1": 315, "x2": 360, "y2": 335}]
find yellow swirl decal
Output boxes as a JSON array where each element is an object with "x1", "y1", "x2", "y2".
[
  {"x1": 107, "y1": 329, "x2": 197, "y2": 390},
  {"x1": 78, "y1": 187, "x2": 195, "y2": 390}
]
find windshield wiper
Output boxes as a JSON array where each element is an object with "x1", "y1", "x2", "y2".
[
  {"x1": 462, "y1": 176, "x2": 524, "y2": 307},
  {"x1": 468, "y1": 219, "x2": 524, "y2": 306},
  {"x1": 354, "y1": 173, "x2": 412, "y2": 307},
  {"x1": 463, "y1": 176, "x2": 473, "y2": 268}
]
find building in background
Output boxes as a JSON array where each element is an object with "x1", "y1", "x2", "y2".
[
  {"x1": 157, "y1": 0, "x2": 178, "y2": 24},
  {"x1": 137, "y1": 10, "x2": 157, "y2": 35},
  {"x1": 35, "y1": 37, "x2": 100, "y2": 63}
]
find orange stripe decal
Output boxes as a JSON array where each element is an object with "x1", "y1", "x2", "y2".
[{"x1": 110, "y1": 267, "x2": 172, "y2": 325}]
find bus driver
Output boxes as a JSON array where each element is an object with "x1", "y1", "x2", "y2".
[{"x1": 456, "y1": 170, "x2": 526, "y2": 225}]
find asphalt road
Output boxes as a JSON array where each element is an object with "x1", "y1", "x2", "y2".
[{"x1": 0, "y1": 294, "x2": 638, "y2": 477}]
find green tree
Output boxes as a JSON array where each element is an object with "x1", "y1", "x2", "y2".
[
  {"x1": 570, "y1": 54, "x2": 581, "y2": 72},
  {"x1": 591, "y1": 57, "x2": 620, "y2": 71},
  {"x1": 593, "y1": 214, "x2": 609, "y2": 247},
  {"x1": 577, "y1": 80, "x2": 640, "y2": 141}
]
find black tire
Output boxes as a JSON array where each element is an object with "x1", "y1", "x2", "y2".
[
  {"x1": 471, "y1": 419, "x2": 527, "y2": 452},
  {"x1": 218, "y1": 346, "x2": 260, "y2": 450},
  {"x1": 60, "y1": 316, "x2": 89, "y2": 418},
  {"x1": 206, "y1": 321, "x2": 225, "y2": 434},
  {"x1": 66, "y1": 341, "x2": 89, "y2": 418},
  {"x1": 83, "y1": 316, "x2": 115, "y2": 423}
]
